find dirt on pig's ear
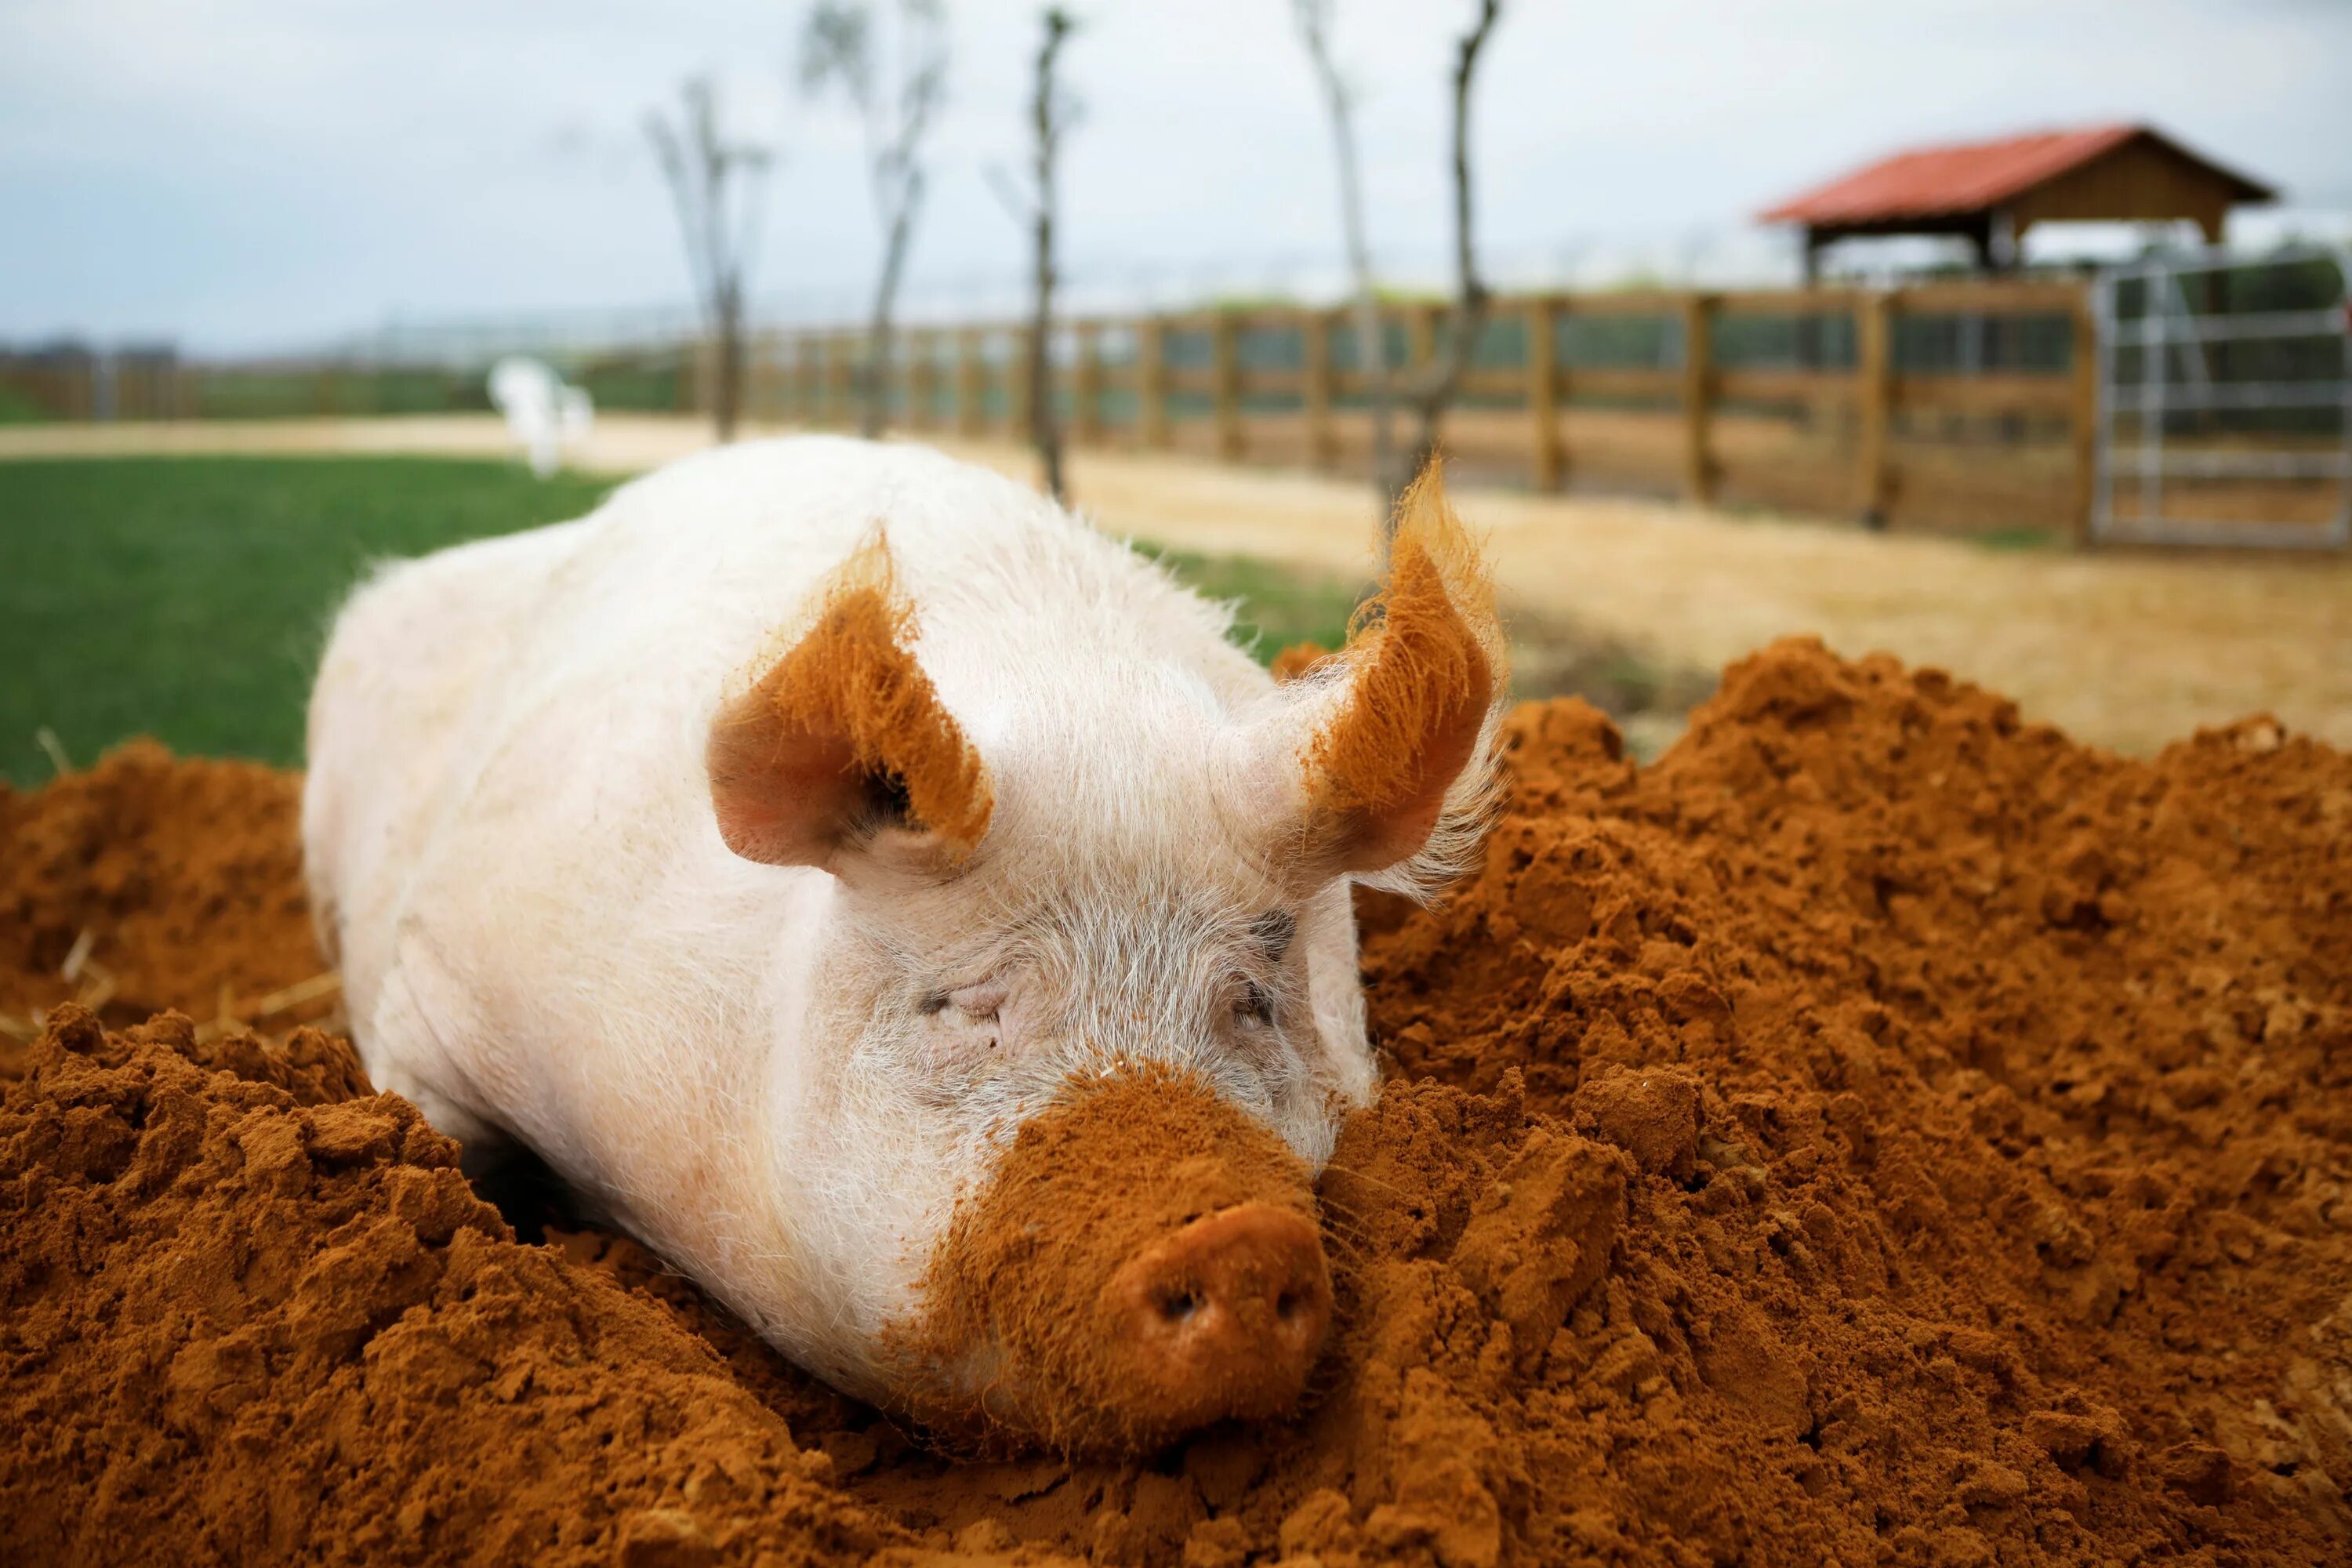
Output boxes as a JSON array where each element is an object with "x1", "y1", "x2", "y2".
[
  {"x1": 1291, "y1": 460, "x2": 1507, "y2": 897},
  {"x1": 706, "y1": 531, "x2": 993, "y2": 869}
]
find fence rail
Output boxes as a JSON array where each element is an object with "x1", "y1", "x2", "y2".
[
  {"x1": 726, "y1": 281, "x2": 2100, "y2": 538},
  {"x1": 5, "y1": 281, "x2": 2107, "y2": 539}
]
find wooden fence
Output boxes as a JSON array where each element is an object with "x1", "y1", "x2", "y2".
[
  {"x1": 5, "y1": 279, "x2": 2097, "y2": 539},
  {"x1": 730, "y1": 280, "x2": 2098, "y2": 538},
  {"x1": 0, "y1": 353, "x2": 691, "y2": 423}
]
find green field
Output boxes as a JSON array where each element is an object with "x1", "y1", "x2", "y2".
[{"x1": 0, "y1": 456, "x2": 1363, "y2": 787}]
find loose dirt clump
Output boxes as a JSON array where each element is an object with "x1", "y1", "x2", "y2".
[
  {"x1": 0, "y1": 1007, "x2": 898, "y2": 1567},
  {"x1": 0, "y1": 741, "x2": 321, "y2": 1072},
  {"x1": 5, "y1": 637, "x2": 2350, "y2": 1566}
]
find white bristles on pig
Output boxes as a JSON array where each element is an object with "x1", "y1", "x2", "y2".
[{"x1": 302, "y1": 437, "x2": 1505, "y2": 1450}]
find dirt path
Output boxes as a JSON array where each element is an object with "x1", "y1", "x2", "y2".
[{"x1": 6, "y1": 412, "x2": 2347, "y2": 754}]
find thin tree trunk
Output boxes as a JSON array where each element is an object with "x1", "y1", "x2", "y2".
[
  {"x1": 1025, "y1": 11, "x2": 1073, "y2": 502},
  {"x1": 1296, "y1": 2, "x2": 1393, "y2": 511},
  {"x1": 1029, "y1": 198, "x2": 1062, "y2": 502},
  {"x1": 862, "y1": 175, "x2": 924, "y2": 440},
  {"x1": 1398, "y1": 0, "x2": 1501, "y2": 521},
  {"x1": 714, "y1": 284, "x2": 744, "y2": 442}
]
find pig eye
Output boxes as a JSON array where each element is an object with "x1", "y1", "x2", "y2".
[
  {"x1": 924, "y1": 983, "x2": 1004, "y2": 1025},
  {"x1": 1235, "y1": 979, "x2": 1277, "y2": 1030}
]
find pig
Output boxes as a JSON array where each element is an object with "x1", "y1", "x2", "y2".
[{"x1": 302, "y1": 435, "x2": 1504, "y2": 1450}]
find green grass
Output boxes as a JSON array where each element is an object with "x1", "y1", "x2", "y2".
[
  {"x1": 1135, "y1": 543, "x2": 1367, "y2": 662},
  {"x1": 0, "y1": 456, "x2": 1373, "y2": 787},
  {"x1": 0, "y1": 457, "x2": 613, "y2": 786}
]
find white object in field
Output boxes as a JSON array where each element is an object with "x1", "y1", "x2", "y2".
[
  {"x1": 299, "y1": 437, "x2": 1501, "y2": 1425},
  {"x1": 486, "y1": 357, "x2": 594, "y2": 477}
]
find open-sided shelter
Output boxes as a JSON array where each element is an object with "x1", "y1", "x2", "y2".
[{"x1": 1762, "y1": 124, "x2": 2275, "y2": 278}]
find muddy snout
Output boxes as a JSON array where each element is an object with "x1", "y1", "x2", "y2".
[
  {"x1": 891, "y1": 1069, "x2": 1335, "y2": 1454},
  {"x1": 1102, "y1": 1201, "x2": 1332, "y2": 1432}
]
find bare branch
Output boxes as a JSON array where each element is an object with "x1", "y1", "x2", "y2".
[
  {"x1": 981, "y1": 162, "x2": 1027, "y2": 223},
  {"x1": 645, "y1": 75, "x2": 775, "y2": 442},
  {"x1": 798, "y1": 0, "x2": 952, "y2": 437},
  {"x1": 1292, "y1": 0, "x2": 1394, "y2": 513},
  {"x1": 1005, "y1": 8, "x2": 1078, "y2": 501},
  {"x1": 1399, "y1": 0, "x2": 1503, "y2": 514}
]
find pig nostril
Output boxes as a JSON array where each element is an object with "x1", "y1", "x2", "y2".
[
  {"x1": 1159, "y1": 1290, "x2": 1199, "y2": 1324},
  {"x1": 1275, "y1": 1289, "x2": 1303, "y2": 1323}
]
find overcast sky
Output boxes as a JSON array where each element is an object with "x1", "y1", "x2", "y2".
[{"x1": 4, "y1": 0, "x2": 2347, "y2": 352}]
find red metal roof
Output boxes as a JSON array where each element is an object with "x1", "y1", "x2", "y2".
[{"x1": 1759, "y1": 124, "x2": 2271, "y2": 227}]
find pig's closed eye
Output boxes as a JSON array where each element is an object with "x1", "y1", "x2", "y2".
[
  {"x1": 1236, "y1": 979, "x2": 1277, "y2": 1030},
  {"x1": 924, "y1": 984, "x2": 1004, "y2": 1024}
]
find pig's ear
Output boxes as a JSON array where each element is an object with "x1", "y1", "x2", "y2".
[
  {"x1": 706, "y1": 532, "x2": 993, "y2": 870},
  {"x1": 1256, "y1": 461, "x2": 1507, "y2": 898}
]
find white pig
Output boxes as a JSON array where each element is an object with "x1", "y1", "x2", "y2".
[{"x1": 303, "y1": 436, "x2": 1504, "y2": 1446}]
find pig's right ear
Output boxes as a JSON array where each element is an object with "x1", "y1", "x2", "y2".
[
  {"x1": 1229, "y1": 461, "x2": 1507, "y2": 902},
  {"x1": 706, "y1": 533, "x2": 993, "y2": 871}
]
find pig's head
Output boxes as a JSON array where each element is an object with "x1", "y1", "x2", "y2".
[{"x1": 703, "y1": 464, "x2": 1504, "y2": 1453}]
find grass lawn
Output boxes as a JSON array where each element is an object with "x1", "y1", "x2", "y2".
[{"x1": 0, "y1": 455, "x2": 1366, "y2": 787}]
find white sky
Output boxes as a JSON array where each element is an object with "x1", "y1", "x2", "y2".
[{"x1": 2, "y1": 0, "x2": 2347, "y2": 352}]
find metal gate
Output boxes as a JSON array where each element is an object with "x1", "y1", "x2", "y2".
[{"x1": 2091, "y1": 246, "x2": 2352, "y2": 548}]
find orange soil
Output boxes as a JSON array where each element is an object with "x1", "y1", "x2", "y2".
[{"x1": 5, "y1": 638, "x2": 2350, "y2": 1566}]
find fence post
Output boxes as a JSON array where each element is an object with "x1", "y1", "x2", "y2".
[
  {"x1": 2068, "y1": 289, "x2": 2099, "y2": 547},
  {"x1": 903, "y1": 330, "x2": 930, "y2": 430},
  {"x1": 1855, "y1": 291, "x2": 1893, "y2": 525},
  {"x1": 1301, "y1": 310, "x2": 1333, "y2": 470},
  {"x1": 1680, "y1": 293, "x2": 1717, "y2": 504},
  {"x1": 1211, "y1": 312, "x2": 1243, "y2": 461},
  {"x1": 688, "y1": 337, "x2": 713, "y2": 416},
  {"x1": 1073, "y1": 321, "x2": 1102, "y2": 445},
  {"x1": 1007, "y1": 328, "x2": 1033, "y2": 441},
  {"x1": 1407, "y1": 305, "x2": 1437, "y2": 372},
  {"x1": 829, "y1": 334, "x2": 855, "y2": 426},
  {"x1": 746, "y1": 332, "x2": 773, "y2": 423},
  {"x1": 953, "y1": 328, "x2": 982, "y2": 437},
  {"x1": 1138, "y1": 318, "x2": 1170, "y2": 449},
  {"x1": 1525, "y1": 295, "x2": 1564, "y2": 491}
]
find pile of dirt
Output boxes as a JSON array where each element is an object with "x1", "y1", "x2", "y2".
[
  {"x1": 0, "y1": 1008, "x2": 895, "y2": 1566},
  {"x1": 5, "y1": 637, "x2": 2350, "y2": 1566},
  {"x1": 0, "y1": 740, "x2": 320, "y2": 1068}
]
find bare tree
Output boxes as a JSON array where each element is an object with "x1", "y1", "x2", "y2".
[
  {"x1": 799, "y1": 0, "x2": 951, "y2": 438},
  {"x1": 647, "y1": 77, "x2": 775, "y2": 442},
  {"x1": 988, "y1": 9, "x2": 1079, "y2": 503},
  {"x1": 1293, "y1": 0, "x2": 1395, "y2": 507},
  {"x1": 1397, "y1": 0, "x2": 1503, "y2": 518}
]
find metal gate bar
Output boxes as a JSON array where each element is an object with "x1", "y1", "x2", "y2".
[{"x1": 2091, "y1": 245, "x2": 2352, "y2": 549}]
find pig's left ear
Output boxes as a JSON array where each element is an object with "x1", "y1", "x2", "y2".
[
  {"x1": 1237, "y1": 462, "x2": 1508, "y2": 899},
  {"x1": 706, "y1": 532, "x2": 993, "y2": 871}
]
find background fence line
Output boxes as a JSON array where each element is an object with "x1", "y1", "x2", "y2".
[
  {"x1": 2, "y1": 279, "x2": 2100, "y2": 539},
  {"x1": 720, "y1": 279, "x2": 2099, "y2": 538}
]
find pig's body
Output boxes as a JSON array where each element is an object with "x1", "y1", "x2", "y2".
[{"x1": 305, "y1": 437, "x2": 1390, "y2": 1413}]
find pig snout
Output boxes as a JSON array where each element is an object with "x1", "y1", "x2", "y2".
[
  {"x1": 1101, "y1": 1201, "x2": 1331, "y2": 1432},
  {"x1": 887, "y1": 1067, "x2": 1334, "y2": 1454}
]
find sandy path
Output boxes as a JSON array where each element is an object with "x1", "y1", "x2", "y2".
[{"x1": 6, "y1": 412, "x2": 2347, "y2": 754}]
